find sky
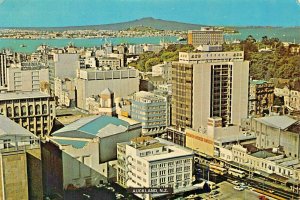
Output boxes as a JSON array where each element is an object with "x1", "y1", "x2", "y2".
[{"x1": 0, "y1": 0, "x2": 300, "y2": 27}]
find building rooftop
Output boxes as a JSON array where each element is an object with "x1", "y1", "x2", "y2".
[
  {"x1": 0, "y1": 91, "x2": 50, "y2": 101},
  {"x1": 52, "y1": 139, "x2": 88, "y2": 149},
  {"x1": 128, "y1": 137, "x2": 194, "y2": 162},
  {"x1": 255, "y1": 116, "x2": 298, "y2": 130},
  {"x1": 250, "y1": 80, "x2": 268, "y2": 85},
  {"x1": 52, "y1": 115, "x2": 130, "y2": 139},
  {"x1": 251, "y1": 150, "x2": 277, "y2": 159},
  {"x1": 0, "y1": 115, "x2": 36, "y2": 138}
]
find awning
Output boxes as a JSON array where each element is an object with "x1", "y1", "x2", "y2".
[{"x1": 268, "y1": 173, "x2": 289, "y2": 183}]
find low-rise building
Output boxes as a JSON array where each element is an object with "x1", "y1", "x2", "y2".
[
  {"x1": 117, "y1": 136, "x2": 194, "y2": 200},
  {"x1": 48, "y1": 115, "x2": 141, "y2": 180},
  {"x1": 251, "y1": 115, "x2": 300, "y2": 159},
  {"x1": 0, "y1": 91, "x2": 56, "y2": 137},
  {"x1": 86, "y1": 88, "x2": 116, "y2": 116}
]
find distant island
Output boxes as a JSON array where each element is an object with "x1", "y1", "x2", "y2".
[
  {"x1": 1, "y1": 17, "x2": 233, "y2": 31},
  {"x1": 0, "y1": 17, "x2": 242, "y2": 40}
]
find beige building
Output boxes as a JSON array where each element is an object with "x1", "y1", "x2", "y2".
[
  {"x1": 76, "y1": 67, "x2": 139, "y2": 109},
  {"x1": 0, "y1": 91, "x2": 56, "y2": 137},
  {"x1": 275, "y1": 85, "x2": 300, "y2": 111},
  {"x1": 7, "y1": 62, "x2": 49, "y2": 92},
  {"x1": 0, "y1": 53, "x2": 8, "y2": 90},
  {"x1": 188, "y1": 27, "x2": 224, "y2": 47},
  {"x1": 172, "y1": 51, "x2": 249, "y2": 131},
  {"x1": 251, "y1": 115, "x2": 300, "y2": 158},
  {"x1": 117, "y1": 137, "x2": 194, "y2": 200},
  {"x1": 54, "y1": 77, "x2": 76, "y2": 107},
  {"x1": 249, "y1": 80, "x2": 274, "y2": 116},
  {"x1": 0, "y1": 115, "x2": 42, "y2": 200},
  {"x1": 85, "y1": 88, "x2": 116, "y2": 116}
]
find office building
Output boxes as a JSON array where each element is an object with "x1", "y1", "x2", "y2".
[
  {"x1": 0, "y1": 115, "x2": 42, "y2": 200},
  {"x1": 187, "y1": 28, "x2": 224, "y2": 47},
  {"x1": 172, "y1": 51, "x2": 249, "y2": 131},
  {"x1": 76, "y1": 67, "x2": 139, "y2": 109},
  {"x1": 7, "y1": 62, "x2": 49, "y2": 92},
  {"x1": 0, "y1": 53, "x2": 8, "y2": 89},
  {"x1": 249, "y1": 80, "x2": 274, "y2": 116},
  {"x1": 49, "y1": 53, "x2": 79, "y2": 94},
  {"x1": 0, "y1": 91, "x2": 56, "y2": 137},
  {"x1": 117, "y1": 137, "x2": 194, "y2": 200},
  {"x1": 131, "y1": 91, "x2": 170, "y2": 135}
]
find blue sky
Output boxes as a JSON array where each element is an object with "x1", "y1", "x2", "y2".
[{"x1": 0, "y1": 0, "x2": 300, "y2": 27}]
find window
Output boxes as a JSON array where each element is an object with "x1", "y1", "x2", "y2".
[
  {"x1": 168, "y1": 168, "x2": 174, "y2": 174},
  {"x1": 14, "y1": 106, "x2": 19, "y2": 116},
  {"x1": 160, "y1": 178, "x2": 166, "y2": 184},
  {"x1": 7, "y1": 107, "x2": 12, "y2": 117},
  {"x1": 151, "y1": 172, "x2": 157, "y2": 177},
  {"x1": 160, "y1": 170, "x2": 166, "y2": 176},
  {"x1": 168, "y1": 176, "x2": 174, "y2": 182},
  {"x1": 35, "y1": 104, "x2": 41, "y2": 115},
  {"x1": 176, "y1": 175, "x2": 182, "y2": 181}
]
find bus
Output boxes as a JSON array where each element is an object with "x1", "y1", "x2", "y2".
[
  {"x1": 209, "y1": 163, "x2": 227, "y2": 175},
  {"x1": 228, "y1": 168, "x2": 246, "y2": 178}
]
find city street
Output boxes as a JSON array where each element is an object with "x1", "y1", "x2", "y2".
[{"x1": 199, "y1": 181, "x2": 275, "y2": 200}]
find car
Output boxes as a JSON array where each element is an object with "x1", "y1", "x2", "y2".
[
  {"x1": 115, "y1": 193, "x2": 124, "y2": 199},
  {"x1": 107, "y1": 187, "x2": 115, "y2": 192},
  {"x1": 233, "y1": 186, "x2": 245, "y2": 191},
  {"x1": 232, "y1": 181, "x2": 240, "y2": 185}
]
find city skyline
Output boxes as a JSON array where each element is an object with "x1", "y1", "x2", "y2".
[{"x1": 0, "y1": 0, "x2": 300, "y2": 27}]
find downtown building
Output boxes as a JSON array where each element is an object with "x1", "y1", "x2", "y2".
[
  {"x1": 7, "y1": 62, "x2": 49, "y2": 92},
  {"x1": 0, "y1": 91, "x2": 56, "y2": 137},
  {"x1": 117, "y1": 136, "x2": 194, "y2": 200},
  {"x1": 171, "y1": 50, "x2": 249, "y2": 132},
  {"x1": 76, "y1": 67, "x2": 139, "y2": 110},
  {"x1": 131, "y1": 91, "x2": 170, "y2": 136},
  {"x1": 0, "y1": 52, "x2": 8, "y2": 91},
  {"x1": 187, "y1": 27, "x2": 224, "y2": 47}
]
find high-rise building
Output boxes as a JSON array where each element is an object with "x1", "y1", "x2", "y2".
[
  {"x1": 131, "y1": 91, "x2": 170, "y2": 135},
  {"x1": 172, "y1": 51, "x2": 249, "y2": 131},
  {"x1": 187, "y1": 27, "x2": 224, "y2": 47},
  {"x1": 0, "y1": 91, "x2": 56, "y2": 137},
  {"x1": 0, "y1": 53, "x2": 8, "y2": 89}
]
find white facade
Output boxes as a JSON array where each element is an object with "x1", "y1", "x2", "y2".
[
  {"x1": 117, "y1": 137, "x2": 194, "y2": 200},
  {"x1": 7, "y1": 63, "x2": 49, "y2": 92}
]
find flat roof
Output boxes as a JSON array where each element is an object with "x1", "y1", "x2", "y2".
[
  {"x1": 255, "y1": 116, "x2": 297, "y2": 130},
  {"x1": 0, "y1": 91, "x2": 50, "y2": 101},
  {"x1": 251, "y1": 150, "x2": 277, "y2": 159}
]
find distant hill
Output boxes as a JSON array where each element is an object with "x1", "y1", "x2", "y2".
[{"x1": 2, "y1": 17, "x2": 206, "y2": 31}]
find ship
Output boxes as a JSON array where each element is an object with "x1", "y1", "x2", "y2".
[{"x1": 20, "y1": 44, "x2": 27, "y2": 47}]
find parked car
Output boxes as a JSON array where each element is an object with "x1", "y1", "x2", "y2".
[{"x1": 233, "y1": 186, "x2": 245, "y2": 191}]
